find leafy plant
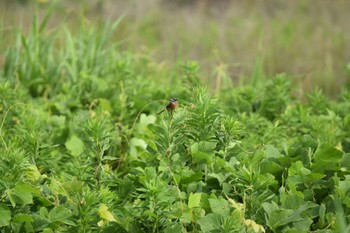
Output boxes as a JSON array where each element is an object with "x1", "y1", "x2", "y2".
[{"x1": 0, "y1": 10, "x2": 349, "y2": 233}]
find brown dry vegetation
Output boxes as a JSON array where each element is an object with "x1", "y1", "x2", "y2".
[{"x1": 1, "y1": 0, "x2": 350, "y2": 97}]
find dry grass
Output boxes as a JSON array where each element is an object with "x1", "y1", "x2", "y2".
[{"x1": 1, "y1": 0, "x2": 350, "y2": 97}]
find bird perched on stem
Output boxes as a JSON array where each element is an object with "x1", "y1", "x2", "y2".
[{"x1": 157, "y1": 97, "x2": 178, "y2": 116}]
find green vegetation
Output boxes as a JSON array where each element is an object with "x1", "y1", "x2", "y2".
[
  {"x1": 1, "y1": 1, "x2": 350, "y2": 233},
  {"x1": 1, "y1": 0, "x2": 350, "y2": 96}
]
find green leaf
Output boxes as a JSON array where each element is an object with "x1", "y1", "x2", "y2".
[
  {"x1": 260, "y1": 160, "x2": 283, "y2": 174},
  {"x1": 188, "y1": 192, "x2": 202, "y2": 209},
  {"x1": 13, "y1": 214, "x2": 34, "y2": 223},
  {"x1": 263, "y1": 201, "x2": 317, "y2": 229},
  {"x1": 136, "y1": 114, "x2": 156, "y2": 135},
  {"x1": 32, "y1": 215, "x2": 51, "y2": 232},
  {"x1": 49, "y1": 115, "x2": 66, "y2": 127},
  {"x1": 311, "y1": 143, "x2": 343, "y2": 172},
  {"x1": 48, "y1": 206, "x2": 72, "y2": 222},
  {"x1": 164, "y1": 223, "x2": 184, "y2": 233},
  {"x1": 14, "y1": 183, "x2": 36, "y2": 205},
  {"x1": 207, "y1": 172, "x2": 228, "y2": 184},
  {"x1": 181, "y1": 172, "x2": 204, "y2": 184},
  {"x1": 26, "y1": 164, "x2": 42, "y2": 182},
  {"x1": 341, "y1": 153, "x2": 350, "y2": 170},
  {"x1": 209, "y1": 197, "x2": 230, "y2": 217},
  {"x1": 98, "y1": 204, "x2": 116, "y2": 222},
  {"x1": 267, "y1": 209, "x2": 296, "y2": 228},
  {"x1": 191, "y1": 141, "x2": 216, "y2": 164},
  {"x1": 337, "y1": 176, "x2": 350, "y2": 208},
  {"x1": 262, "y1": 202, "x2": 279, "y2": 216},
  {"x1": 130, "y1": 137, "x2": 147, "y2": 157},
  {"x1": 139, "y1": 113, "x2": 156, "y2": 126},
  {"x1": 42, "y1": 228, "x2": 54, "y2": 233},
  {"x1": 40, "y1": 207, "x2": 49, "y2": 217},
  {"x1": 289, "y1": 161, "x2": 311, "y2": 176},
  {"x1": 65, "y1": 135, "x2": 84, "y2": 156},
  {"x1": 100, "y1": 221, "x2": 128, "y2": 233},
  {"x1": 292, "y1": 217, "x2": 313, "y2": 231},
  {"x1": 197, "y1": 213, "x2": 222, "y2": 232},
  {"x1": 0, "y1": 204, "x2": 11, "y2": 227},
  {"x1": 99, "y1": 98, "x2": 112, "y2": 112},
  {"x1": 265, "y1": 144, "x2": 281, "y2": 158}
]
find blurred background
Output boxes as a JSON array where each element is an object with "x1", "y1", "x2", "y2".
[{"x1": 1, "y1": 0, "x2": 350, "y2": 97}]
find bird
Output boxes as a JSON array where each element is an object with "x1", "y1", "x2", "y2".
[{"x1": 157, "y1": 97, "x2": 178, "y2": 115}]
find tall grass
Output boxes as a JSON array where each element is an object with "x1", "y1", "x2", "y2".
[{"x1": 1, "y1": 0, "x2": 349, "y2": 97}]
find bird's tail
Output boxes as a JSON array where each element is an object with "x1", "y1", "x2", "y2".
[{"x1": 157, "y1": 109, "x2": 166, "y2": 115}]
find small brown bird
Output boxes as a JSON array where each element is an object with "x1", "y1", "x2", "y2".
[{"x1": 157, "y1": 97, "x2": 178, "y2": 115}]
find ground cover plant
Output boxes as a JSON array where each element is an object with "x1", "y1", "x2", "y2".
[{"x1": 1, "y1": 5, "x2": 350, "y2": 233}]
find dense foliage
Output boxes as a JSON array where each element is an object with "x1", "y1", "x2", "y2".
[{"x1": 0, "y1": 16, "x2": 350, "y2": 233}]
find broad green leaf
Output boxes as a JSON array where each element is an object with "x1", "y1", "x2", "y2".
[
  {"x1": 209, "y1": 197, "x2": 230, "y2": 217},
  {"x1": 49, "y1": 115, "x2": 66, "y2": 127},
  {"x1": 130, "y1": 137, "x2": 147, "y2": 157},
  {"x1": 65, "y1": 135, "x2": 84, "y2": 156},
  {"x1": 0, "y1": 204, "x2": 11, "y2": 227},
  {"x1": 14, "y1": 183, "x2": 36, "y2": 205},
  {"x1": 99, "y1": 221, "x2": 128, "y2": 233},
  {"x1": 171, "y1": 202, "x2": 190, "y2": 223},
  {"x1": 32, "y1": 215, "x2": 51, "y2": 232},
  {"x1": 262, "y1": 202, "x2": 279, "y2": 216},
  {"x1": 265, "y1": 144, "x2": 281, "y2": 158},
  {"x1": 48, "y1": 206, "x2": 72, "y2": 222},
  {"x1": 136, "y1": 114, "x2": 156, "y2": 134},
  {"x1": 13, "y1": 214, "x2": 34, "y2": 223},
  {"x1": 267, "y1": 209, "x2": 296, "y2": 229},
  {"x1": 288, "y1": 161, "x2": 311, "y2": 177},
  {"x1": 300, "y1": 134, "x2": 318, "y2": 149},
  {"x1": 191, "y1": 141, "x2": 216, "y2": 164},
  {"x1": 42, "y1": 228, "x2": 54, "y2": 233},
  {"x1": 170, "y1": 202, "x2": 187, "y2": 218},
  {"x1": 197, "y1": 213, "x2": 222, "y2": 232},
  {"x1": 292, "y1": 217, "x2": 313, "y2": 231},
  {"x1": 264, "y1": 201, "x2": 317, "y2": 229},
  {"x1": 341, "y1": 153, "x2": 350, "y2": 170},
  {"x1": 164, "y1": 223, "x2": 184, "y2": 233},
  {"x1": 181, "y1": 172, "x2": 204, "y2": 184},
  {"x1": 139, "y1": 113, "x2": 156, "y2": 126},
  {"x1": 98, "y1": 204, "x2": 116, "y2": 222},
  {"x1": 192, "y1": 207, "x2": 206, "y2": 222},
  {"x1": 337, "y1": 176, "x2": 350, "y2": 208},
  {"x1": 40, "y1": 207, "x2": 49, "y2": 217},
  {"x1": 180, "y1": 210, "x2": 192, "y2": 224},
  {"x1": 188, "y1": 192, "x2": 202, "y2": 208},
  {"x1": 311, "y1": 143, "x2": 343, "y2": 172},
  {"x1": 260, "y1": 160, "x2": 283, "y2": 174},
  {"x1": 207, "y1": 172, "x2": 227, "y2": 184},
  {"x1": 282, "y1": 194, "x2": 305, "y2": 210},
  {"x1": 197, "y1": 141, "x2": 217, "y2": 152},
  {"x1": 305, "y1": 172, "x2": 326, "y2": 182}
]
